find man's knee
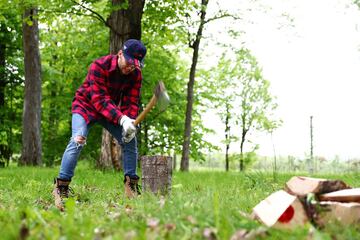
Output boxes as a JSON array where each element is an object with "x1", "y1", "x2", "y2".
[
  {"x1": 72, "y1": 135, "x2": 86, "y2": 148},
  {"x1": 74, "y1": 135, "x2": 86, "y2": 144}
]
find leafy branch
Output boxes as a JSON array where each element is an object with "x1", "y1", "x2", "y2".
[{"x1": 204, "y1": 12, "x2": 242, "y2": 24}]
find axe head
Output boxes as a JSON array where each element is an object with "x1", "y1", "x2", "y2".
[{"x1": 154, "y1": 81, "x2": 170, "y2": 111}]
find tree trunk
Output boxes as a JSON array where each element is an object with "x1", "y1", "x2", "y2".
[
  {"x1": 141, "y1": 155, "x2": 172, "y2": 195},
  {"x1": 240, "y1": 131, "x2": 245, "y2": 171},
  {"x1": 138, "y1": 118, "x2": 148, "y2": 169},
  {"x1": 180, "y1": 0, "x2": 209, "y2": 172},
  {"x1": 45, "y1": 54, "x2": 59, "y2": 166},
  {"x1": 173, "y1": 152, "x2": 177, "y2": 171},
  {"x1": 0, "y1": 24, "x2": 5, "y2": 107},
  {"x1": 98, "y1": 130, "x2": 117, "y2": 169},
  {"x1": 0, "y1": 23, "x2": 11, "y2": 163},
  {"x1": 225, "y1": 102, "x2": 230, "y2": 171},
  {"x1": 143, "y1": 119, "x2": 149, "y2": 155},
  {"x1": 99, "y1": 131, "x2": 113, "y2": 169},
  {"x1": 98, "y1": 0, "x2": 145, "y2": 169},
  {"x1": 239, "y1": 124, "x2": 247, "y2": 171},
  {"x1": 20, "y1": 8, "x2": 42, "y2": 166},
  {"x1": 239, "y1": 148, "x2": 244, "y2": 171}
]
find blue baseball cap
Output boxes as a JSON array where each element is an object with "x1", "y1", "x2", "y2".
[{"x1": 122, "y1": 39, "x2": 147, "y2": 68}]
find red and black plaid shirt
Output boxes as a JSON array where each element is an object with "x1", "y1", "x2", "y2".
[{"x1": 72, "y1": 54, "x2": 142, "y2": 125}]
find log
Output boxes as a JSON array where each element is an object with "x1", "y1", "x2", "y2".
[
  {"x1": 252, "y1": 190, "x2": 309, "y2": 229},
  {"x1": 141, "y1": 155, "x2": 172, "y2": 195},
  {"x1": 285, "y1": 176, "x2": 349, "y2": 197},
  {"x1": 315, "y1": 201, "x2": 360, "y2": 226},
  {"x1": 318, "y1": 188, "x2": 360, "y2": 203}
]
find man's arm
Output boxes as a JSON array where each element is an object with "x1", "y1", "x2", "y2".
[{"x1": 88, "y1": 62, "x2": 123, "y2": 124}]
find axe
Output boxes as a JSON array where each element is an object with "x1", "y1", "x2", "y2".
[{"x1": 133, "y1": 81, "x2": 170, "y2": 126}]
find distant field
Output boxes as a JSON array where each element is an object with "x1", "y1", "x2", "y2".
[{"x1": 1, "y1": 164, "x2": 359, "y2": 239}]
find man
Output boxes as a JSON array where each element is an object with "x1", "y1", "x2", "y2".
[{"x1": 52, "y1": 39, "x2": 146, "y2": 211}]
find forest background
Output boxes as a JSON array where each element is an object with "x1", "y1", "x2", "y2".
[{"x1": 1, "y1": 0, "x2": 360, "y2": 173}]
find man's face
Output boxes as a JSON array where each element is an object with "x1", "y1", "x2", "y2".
[{"x1": 118, "y1": 51, "x2": 136, "y2": 75}]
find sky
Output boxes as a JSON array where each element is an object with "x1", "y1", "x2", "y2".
[{"x1": 202, "y1": 0, "x2": 360, "y2": 160}]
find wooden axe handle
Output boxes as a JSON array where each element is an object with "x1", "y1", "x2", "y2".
[{"x1": 133, "y1": 95, "x2": 157, "y2": 126}]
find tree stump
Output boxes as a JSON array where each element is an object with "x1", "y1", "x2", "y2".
[{"x1": 141, "y1": 155, "x2": 172, "y2": 195}]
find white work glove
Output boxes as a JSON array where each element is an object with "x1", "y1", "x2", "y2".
[{"x1": 119, "y1": 115, "x2": 136, "y2": 143}]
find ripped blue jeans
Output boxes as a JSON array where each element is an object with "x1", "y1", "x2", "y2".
[{"x1": 59, "y1": 113, "x2": 138, "y2": 180}]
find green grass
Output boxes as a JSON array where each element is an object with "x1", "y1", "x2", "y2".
[{"x1": 1, "y1": 164, "x2": 360, "y2": 239}]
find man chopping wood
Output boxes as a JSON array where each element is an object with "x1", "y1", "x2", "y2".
[{"x1": 52, "y1": 39, "x2": 146, "y2": 210}]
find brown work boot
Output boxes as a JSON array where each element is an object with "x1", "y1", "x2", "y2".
[
  {"x1": 124, "y1": 175, "x2": 141, "y2": 198},
  {"x1": 52, "y1": 178, "x2": 72, "y2": 211}
]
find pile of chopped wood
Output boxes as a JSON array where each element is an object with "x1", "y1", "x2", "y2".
[{"x1": 252, "y1": 176, "x2": 360, "y2": 229}]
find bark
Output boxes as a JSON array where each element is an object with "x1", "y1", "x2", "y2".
[
  {"x1": 110, "y1": 136, "x2": 122, "y2": 170},
  {"x1": 138, "y1": 117, "x2": 148, "y2": 167},
  {"x1": 173, "y1": 152, "x2": 177, "y2": 171},
  {"x1": 0, "y1": 24, "x2": 5, "y2": 107},
  {"x1": 180, "y1": 0, "x2": 209, "y2": 171},
  {"x1": 239, "y1": 129, "x2": 246, "y2": 171},
  {"x1": 98, "y1": 0, "x2": 145, "y2": 170},
  {"x1": 0, "y1": 23, "x2": 11, "y2": 163},
  {"x1": 98, "y1": 130, "x2": 116, "y2": 169},
  {"x1": 20, "y1": 8, "x2": 42, "y2": 165},
  {"x1": 108, "y1": 0, "x2": 144, "y2": 53},
  {"x1": 46, "y1": 54, "x2": 59, "y2": 165},
  {"x1": 239, "y1": 112, "x2": 248, "y2": 171},
  {"x1": 141, "y1": 155, "x2": 172, "y2": 195},
  {"x1": 225, "y1": 102, "x2": 230, "y2": 171},
  {"x1": 143, "y1": 119, "x2": 149, "y2": 154},
  {"x1": 285, "y1": 176, "x2": 349, "y2": 198}
]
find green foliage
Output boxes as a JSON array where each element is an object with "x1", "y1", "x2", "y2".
[
  {"x1": 0, "y1": 0, "x2": 227, "y2": 166},
  {"x1": 143, "y1": 0, "x2": 187, "y2": 43},
  {"x1": 0, "y1": 2, "x2": 24, "y2": 161},
  {"x1": 1, "y1": 166, "x2": 360, "y2": 239},
  {"x1": 234, "y1": 48, "x2": 280, "y2": 133},
  {"x1": 206, "y1": 48, "x2": 281, "y2": 170},
  {"x1": 0, "y1": 0, "x2": 112, "y2": 165},
  {"x1": 228, "y1": 151, "x2": 259, "y2": 170},
  {"x1": 39, "y1": 8, "x2": 108, "y2": 166},
  {"x1": 139, "y1": 43, "x2": 188, "y2": 156},
  {"x1": 141, "y1": 0, "x2": 216, "y2": 161}
]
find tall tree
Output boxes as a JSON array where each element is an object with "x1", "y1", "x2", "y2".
[
  {"x1": 234, "y1": 49, "x2": 279, "y2": 171},
  {"x1": 180, "y1": 0, "x2": 209, "y2": 171},
  {"x1": 98, "y1": 0, "x2": 145, "y2": 170},
  {"x1": 180, "y1": 0, "x2": 236, "y2": 171},
  {"x1": 207, "y1": 55, "x2": 238, "y2": 171},
  {"x1": 20, "y1": 7, "x2": 42, "y2": 165},
  {"x1": 208, "y1": 50, "x2": 279, "y2": 171},
  {"x1": 224, "y1": 101, "x2": 231, "y2": 171}
]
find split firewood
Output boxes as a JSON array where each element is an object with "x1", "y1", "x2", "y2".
[
  {"x1": 318, "y1": 188, "x2": 360, "y2": 203},
  {"x1": 252, "y1": 190, "x2": 309, "y2": 229},
  {"x1": 285, "y1": 176, "x2": 349, "y2": 198},
  {"x1": 314, "y1": 201, "x2": 360, "y2": 226}
]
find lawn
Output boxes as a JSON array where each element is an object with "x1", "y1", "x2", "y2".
[{"x1": 1, "y1": 163, "x2": 359, "y2": 239}]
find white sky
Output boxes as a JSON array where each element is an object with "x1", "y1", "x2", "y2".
[{"x1": 202, "y1": 0, "x2": 360, "y2": 160}]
